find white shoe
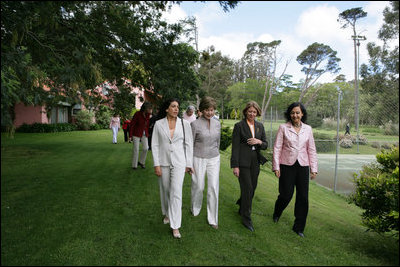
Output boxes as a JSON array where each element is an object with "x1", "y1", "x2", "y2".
[
  {"x1": 172, "y1": 229, "x2": 181, "y2": 239},
  {"x1": 163, "y1": 217, "x2": 170, "y2": 224}
]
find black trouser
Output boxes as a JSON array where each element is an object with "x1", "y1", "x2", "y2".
[
  {"x1": 237, "y1": 151, "x2": 260, "y2": 225},
  {"x1": 273, "y1": 161, "x2": 309, "y2": 232},
  {"x1": 123, "y1": 129, "x2": 129, "y2": 142}
]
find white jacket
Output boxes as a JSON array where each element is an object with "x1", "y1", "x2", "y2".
[{"x1": 151, "y1": 117, "x2": 193, "y2": 168}]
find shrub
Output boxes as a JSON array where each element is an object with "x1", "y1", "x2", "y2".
[
  {"x1": 382, "y1": 121, "x2": 399, "y2": 135},
  {"x1": 220, "y1": 126, "x2": 233, "y2": 151},
  {"x1": 75, "y1": 110, "x2": 94, "y2": 130},
  {"x1": 313, "y1": 132, "x2": 336, "y2": 153},
  {"x1": 307, "y1": 113, "x2": 323, "y2": 128},
  {"x1": 349, "y1": 146, "x2": 399, "y2": 238},
  {"x1": 340, "y1": 138, "x2": 353, "y2": 148},
  {"x1": 350, "y1": 134, "x2": 368, "y2": 145},
  {"x1": 95, "y1": 105, "x2": 112, "y2": 129},
  {"x1": 90, "y1": 123, "x2": 102, "y2": 131},
  {"x1": 17, "y1": 123, "x2": 77, "y2": 133}
]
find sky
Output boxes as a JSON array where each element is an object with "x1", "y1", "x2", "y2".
[{"x1": 162, "y1": 1, "x2": 395, "y2": 84}]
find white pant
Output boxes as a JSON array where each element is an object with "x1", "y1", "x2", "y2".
[
  {"x1": 158, "y1": 166, "x2": 185, "y2": 230},
  {"x1": 132, "y1": 136, "x2": 148, "y2": 168},
  {"x1": 111, "y1": 126, "x2": 119, "y2": 143},
  {"x1": 191, "y1": 155, "x2": 220, "y2": 226}
]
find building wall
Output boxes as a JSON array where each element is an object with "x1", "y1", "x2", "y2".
[{"x1": 14, "y1": 103, "x2": 49, "y2": 127}]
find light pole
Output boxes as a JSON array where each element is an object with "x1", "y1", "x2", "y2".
[
  {"x1": 351, "y1": 35, "x2": 366, "y2": 154},
  {"x1": 334, "y1": 86, "x2": 342, "y2": 193}
]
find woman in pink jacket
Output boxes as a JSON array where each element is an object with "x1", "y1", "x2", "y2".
[{"x1": 272, "y1": 102, "x2": 317, "y2": 238}]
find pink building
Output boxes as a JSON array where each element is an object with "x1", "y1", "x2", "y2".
[{"x1": 13, "y1": 79, "x2": 149, "y2": 128}]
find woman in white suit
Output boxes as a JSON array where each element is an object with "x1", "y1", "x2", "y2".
[{"x1": 151, "y1": 98, "x2": 194, "y2": 239}]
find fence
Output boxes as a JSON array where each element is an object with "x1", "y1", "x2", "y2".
[{"x1": 262, "y1": 99, "x2": 399, "y2": 195}]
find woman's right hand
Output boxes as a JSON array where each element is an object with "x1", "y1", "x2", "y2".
[
  {"x1": 233, "y1": 167, "x2": 240, "y2": 177},
  {"x1": 154, "y1": 166, "x2": 162, "y2": 177},
  {"x1": 274, "y1": 170, "x2": 280, "y2": 178}
]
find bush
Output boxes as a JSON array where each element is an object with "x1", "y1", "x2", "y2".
[
  {"x1": 17, "y1": 123, "x2": 77, "y2": 133},
  {"x1": 220, "y1": 126, "x2": 233, "y2": 151},
  {"x1": 350, "y1": 134, "x2": 368, "y2": 145},
  {"x1": 340, "y1": 138, "x2": 353, "y2": 148},
  {"x1": 349, "y1": 146, "x2": 399, "y2": 238},
  {"x1": 313, "y1": 132, "x2": 336, "y2": 153},
  {"x1": 95, "y1": 105, "x2": 112, "y2": 129},
  {"x1": 90, "y1": 123, "x2": 102, "y2": 131},
  {"x1": 382, "y1": 121, "x2": 399, "y2": 135},
  {"x1": 75, "y1": 110, "x2": 94, "y2": 130},
  {"x1": 307, "y1": 113, "x2": 323, "y2": 128}
]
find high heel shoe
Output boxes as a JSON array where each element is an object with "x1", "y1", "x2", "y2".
[
  {"x1": 172, "y1": 229, "x2": 181, "y2": 239},
  {"x1": 163, "y1": 217, "x2": 170, "y2": 224}
]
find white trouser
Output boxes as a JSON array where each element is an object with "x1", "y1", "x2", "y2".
[
  {"x1": 111, "y1": 126, "x2": 119, "y2": 143},
  {"x1": 158, "y1": 166, "x2": 185, "y2": 230},
  {"x1": 132, "y1": 136, "x2": 148, "y2": 168},
  {"x1": 191, "y1": 155, "x2": 220, "y2": 226}
]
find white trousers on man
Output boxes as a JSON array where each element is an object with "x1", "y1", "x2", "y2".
[
  {"x1": 111, "y1": 126, "x2": 119, "y2": 143},
  {"x1": 132, "y1": 135, "x2": 148, "y2": 168},
  {"x1": 191, "y1": 155, "x2": 220, "y2": 226},
  {"x1": 158, "y1": 166, "x2": 185, "y2": 230}
]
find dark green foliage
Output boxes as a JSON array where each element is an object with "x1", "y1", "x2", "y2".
[
  {"x1": 313, "y1": 132, "x2": 336, "y2": 153},
  {"x1": 349, "y1": 146, "x2": 399, "y2": 238},
  {"x1": 95, "y1": 105, "x2": 112, "y2": 129},
  {"x1": 219, "y1": 125, "x2": 232, "y2": 151},
  {"x1": 74, "y1": 110, "x2": 94, "y2": 130},
  {"x1": 16, "y1": 123, "x2": 77, "y2": 133}
]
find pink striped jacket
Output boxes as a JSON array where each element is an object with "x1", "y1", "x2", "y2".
[{"x1": 272, "y1": 122, "x2": 318, "y2": 173}]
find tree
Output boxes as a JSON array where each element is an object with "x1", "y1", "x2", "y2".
[
  {"x1": 198, "y1": 46, "x2": 234, "y2": 120},
  {"x1": 359, "y1": 1, "x2": 399, "y2": 126},
  {"x1": 338, "y1": 7, "x2": 367, "y2": 133},
  {"x1": 1, "y1": 1, "x2": 239, "y2": 132},
  {"x1": 296, "y1": 42, "x2": 341, "y2": 106}
]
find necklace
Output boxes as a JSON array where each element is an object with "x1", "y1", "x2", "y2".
[{"x1": 293, "y1": 123, "x2": 301, "y2": 128}]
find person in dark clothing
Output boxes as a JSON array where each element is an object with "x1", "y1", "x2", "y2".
[
  {"x1": 345, "y1": 123, "x2": 350, "y2": 135},
  {"x1": 230, "y1": 101, "x2": 268, "y2": 232}
]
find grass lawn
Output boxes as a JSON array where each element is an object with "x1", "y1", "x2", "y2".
[{"x1": 1, "y1": 130, "x2": 399, "y2": 265}]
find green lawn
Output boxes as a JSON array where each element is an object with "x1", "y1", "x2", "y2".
[{"x1": 1, "y1": 130, "x2": 399, "y2": 265}]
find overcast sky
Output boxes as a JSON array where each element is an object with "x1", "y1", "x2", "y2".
[{"x1": 162, "y1": 1, "x2": 394, "y2": 84}]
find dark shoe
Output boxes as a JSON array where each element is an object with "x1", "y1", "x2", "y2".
[
  {"x1": 138, "y1": 162, "x2": 145, "y2": 169},
  {"x1": 132, "y1": 167, "x2": 137, "y2": 170},
  {"x1": 242, "y1": 222, "x2": 254, "y2": 232},
  {"x1": 293, "y1": 229, "x2": 305, "y2": 237},
  {"x1": 273, "y1": 215, "x2": 279, "y2": 223}
]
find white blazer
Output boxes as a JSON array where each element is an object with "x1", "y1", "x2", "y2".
[{"x1": 151, "y1": 117, "x2": 193, "y2": 168}]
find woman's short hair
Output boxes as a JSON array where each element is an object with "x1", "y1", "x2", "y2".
[
  {"x1": 242, "y1": 101, "x2": 261, "y2": 117},
  {"x1": 140, "y1": 102, "x2": 152, "y2": 112},
  {"x1": 284, "y1": 102, "x2": 307, "y2": 123},
  {"x1": 199, "y1": 96, "x2": 217, "y2": 112},
  {"x1": 186, "y1": 105, "x2": 195, "y2": 112}
]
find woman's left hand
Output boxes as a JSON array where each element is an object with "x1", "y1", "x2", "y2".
[
  {"x1": 247, "y1": 138, "x2": 261, "y2": 146},
  {"x1": 310, "y1": 172, "x2": 317, "y2": 180},
  {"x1": 186, "y1": 167, "x2": 194, "y2": 175}
]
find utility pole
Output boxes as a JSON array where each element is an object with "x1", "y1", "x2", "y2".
[
  {"x1": 334, "y1": 86, "x2": 342, "y2": 193},
  {"x1": 352, "y1": 35, "x2": 366, "y2": 154}
]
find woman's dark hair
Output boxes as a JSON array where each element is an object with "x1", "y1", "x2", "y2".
[
  {"x1": 284, "y1": 102, "x2": 307, "y2": 123},
  {"x1": 140, "y1": 102, "x2": 152, "y2": 113},
  {"x1": 156, "y1": 98, "x2": 180, "y2": 120}
]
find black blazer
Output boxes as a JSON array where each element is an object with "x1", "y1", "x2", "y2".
[{"x1": 230, "y1": 119, "x2": 268, "y2": 168}]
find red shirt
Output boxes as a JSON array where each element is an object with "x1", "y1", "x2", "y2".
[
  {"x1": 122, "y1": 120, "x2": 130, "y2": 130},
  {"x1": 129, "y1": 111, "x2": 151, "y2": 138}
]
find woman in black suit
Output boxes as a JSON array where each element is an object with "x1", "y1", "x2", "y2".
[{"x1": 230, "y1": 101, "x2": 268, "y2": 232}]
